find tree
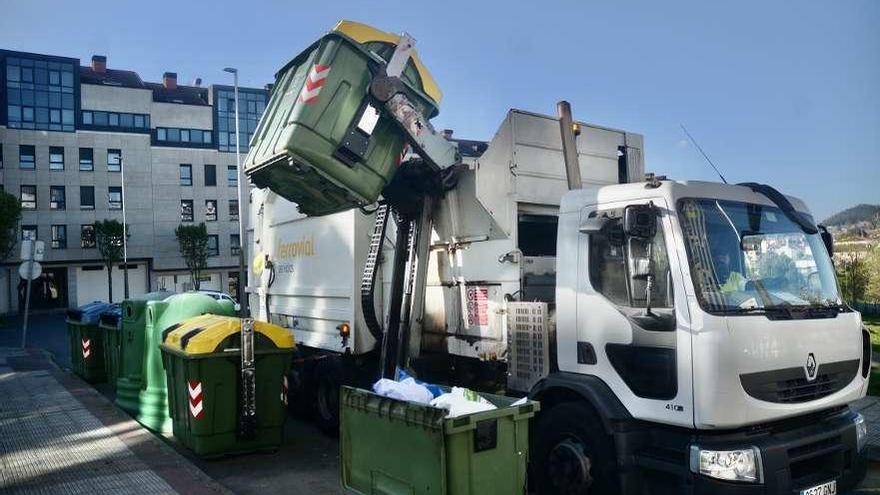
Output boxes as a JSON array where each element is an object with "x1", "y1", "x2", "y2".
[
  {"x1": 866, "y1": 245, "x2": 880, "y2": 303},
  {"x1": 836, "y1": 254, "x2": 870, "y2": 304},
  {"x1": 0, "y1": 191, "x2": 23, "y2": 312},
  {"x1": 0, "y1": 191, "x2": 22, "y2": 262},
  {"x1": 175, "y1": 223, "x2": 209, "y2": 291},
  {"x1": 95, "y1": 220, "x2": 128, "y2": 303}
]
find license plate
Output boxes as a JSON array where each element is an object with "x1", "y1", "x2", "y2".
[{"x1": 800, "y1": 480, "x2": 836, "y2": 495}]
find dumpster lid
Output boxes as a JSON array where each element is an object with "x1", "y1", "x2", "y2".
[
  {"x1": 161, "y1": 314, "x2": 294, "y2": 354},
  {"x1": 332, "y1": 19, "x2": 442, "y2": 105}
]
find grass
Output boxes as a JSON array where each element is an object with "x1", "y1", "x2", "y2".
[{"x1": 864, "y1": 316, "x2": 880, "y2": 396}]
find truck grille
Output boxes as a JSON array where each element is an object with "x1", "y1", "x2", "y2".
[{"x1": 740, "y1": 359, "x2": 859, "y2": 404}]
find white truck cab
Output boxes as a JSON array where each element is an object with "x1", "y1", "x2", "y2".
[{"x1": 535, "y1": 178, "x2": 869, "y2": 492}]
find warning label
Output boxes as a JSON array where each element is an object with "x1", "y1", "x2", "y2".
[{"x1": 466, "y1": 286, "x2": 490, "y2": 327}]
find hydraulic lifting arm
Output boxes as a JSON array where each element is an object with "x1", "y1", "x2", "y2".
[{"x1": 358, "y1": 33, "x2": 462, "y2": 379}]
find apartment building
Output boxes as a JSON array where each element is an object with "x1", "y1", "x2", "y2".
[{"x1": 0, "y1": 50, "x2": 268, "y2": 312}]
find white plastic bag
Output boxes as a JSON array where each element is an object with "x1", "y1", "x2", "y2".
[
  {"x1": 429, "y1": 387, "x2": 497, "y2": 418},
  {"x1": 372, "y1": 378, "x2": 434, "y2": 404}
]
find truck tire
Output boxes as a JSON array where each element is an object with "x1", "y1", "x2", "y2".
[
  {"x1": 532, "y1": 401, "x2": 619, "y2": 495},
  {"x1": 313, "y1": 357, "x2": 341, "y2": 436}
]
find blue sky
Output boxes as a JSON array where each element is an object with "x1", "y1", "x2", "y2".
[{"x1": 2, "y1": 0, "x2": 877, "y2": 219}]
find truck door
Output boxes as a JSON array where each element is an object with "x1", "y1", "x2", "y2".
[{"x1": 573, "y1": 198, "x2": 694, "y2": 428}]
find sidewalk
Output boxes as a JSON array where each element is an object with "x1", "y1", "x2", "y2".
[{"x1": 0, "y1": 347, "x2": 230, "y2": 495}]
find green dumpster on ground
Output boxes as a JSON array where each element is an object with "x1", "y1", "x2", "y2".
[
  {"x1": 341, "y1": 386, "x2": 539, "y2": 495},
  {"x1": 160, "y1": 314, "x2": 295, "y2": 457},
  {"x1": 115, "y1": 290, "x2": 175, "y2": 415},
  {"x1": 98, "y1": 306, "x2": 122, "y2": 389},
  {"x1": 66, "y1": 302, "x2": 115, "y2": 383},
  {"x1": 244, "y1": 20, "x2": 441, "y2": 216},
  {"x1": 136, "y1": 292, "x2": 236, "y2": 433}
]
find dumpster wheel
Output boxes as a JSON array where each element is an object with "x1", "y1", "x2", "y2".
[
  {"x1": 313, "y1": 358, "x2": 341, "y2": 436},
  {"x1": 532, "y1": 402, "x2": 618, "y2": 494}
]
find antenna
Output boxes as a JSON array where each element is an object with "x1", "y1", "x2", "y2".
[{"x1": 680, "y1": 124, "x2": 727, "y2": 184}]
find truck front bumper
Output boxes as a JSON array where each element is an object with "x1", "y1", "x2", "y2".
[
  {"x1": 688, "y1": 407, "x2": 866, "y2": 494},
  {"x1": 625, "y1": 406, "x2": 867, "y2": 494}
]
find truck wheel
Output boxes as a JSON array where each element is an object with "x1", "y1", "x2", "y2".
[
  {"x1": 313, "y1": 358, "x2": 341, "y2": 436},
  {"x1": 532, "y1": 402, "x2": 618, "y2": 495}
]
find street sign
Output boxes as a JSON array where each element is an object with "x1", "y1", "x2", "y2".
[
  {"x1": 19, "y1": 240, "x2": 45, "y2": 261},
  {"x1": 19, "y1": 260, "x2": 42, "y2": 280}
]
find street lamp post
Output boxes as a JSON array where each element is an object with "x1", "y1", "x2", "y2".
[
  {"x1": 120, "y1": 156, "x2": 129, "y2": 299},
  {"x1": 224, "y1": 67, "x2": 248, "y2": 317}
]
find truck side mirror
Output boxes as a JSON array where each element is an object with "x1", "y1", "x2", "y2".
[
  {"x1": 818, "y1": 225, "x2": 833, "y2": 257},
  {"x1": 624, "y1": 204, "x2": 657, "y2": 238}
]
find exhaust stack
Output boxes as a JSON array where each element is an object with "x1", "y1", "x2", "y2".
[{"x1": 557, "y1": 101, "x2": 582, "y2": 190}]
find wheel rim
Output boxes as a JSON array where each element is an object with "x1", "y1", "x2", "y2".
[{"x1": 547, "y1": 438, "x2": 593, "y2": 493}]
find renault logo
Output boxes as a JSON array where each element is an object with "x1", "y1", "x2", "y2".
[{"x1": 804, "y1": 353, "x2": 818, "y2": 382}]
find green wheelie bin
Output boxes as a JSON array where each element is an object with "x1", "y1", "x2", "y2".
[
  {"x1": 98, "y1": 306, "x2": 122, "y2": 390},
  {"x1": 136, "y1": 292, "x2": 235, "y2": 433},
  {"x1": 66, "y1": 302, "x2": 115, "y2": 383},
  {"x1": 341, "y1": 386, "x2": 539, "y2": 495},
  {"x1": 160, "y1": 314, "x2": 295, "y2": 457},
  {"x1": 115, "y1": 290, "x2": 175, "y2": 415},
  {"x1": 244, "y1": 20, "x2": 442, "y2": 216}
]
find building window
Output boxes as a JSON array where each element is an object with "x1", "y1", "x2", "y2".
[
  {"x1": 80, "y1": 110, "x2": 149, "y2": 131},
  {"x1": 49, "y1": 146, "x2": 64, "y2": 170},
  {"x1": 229, "y1": 199, "x2": 239, "y2": 221},
  {"x1": 231, "y1": 234, "x2": 240, "y2": 256},
  {"x1": 227, "y1": 165, "x2": 238, "y2": 187},
  {"x1": 81, "y1": 224, "x2": 96, "y2": 248},
  {"x1": 204, "y1": 164, "x2": 216, "y2": 186},
  {"x1": 5, "y1": 55, "x2": 76, "y2": 132},
  {"x1": 80, "y1": 186, "x2": 95, "y2": 209},
  {"x1": 50, "y1": 186, "x2": 66, "y2": 210},
  {"x1": 108, "y1": 149, "x2": 122, "y2": 172},
  {"x1": 207, "y1": 235, "x2": 219, "y2": 257},
  {"x1": 155, "y1": 127, "x2": 212, "y2": 146},
  {"x1": 180, "y1": 164, "x2": 192, "y2": 186},
  {"x1": 215, "y1": 88, "x2": 267, "y2": 152},
  {"x1": 51, "y1": 225, "x2": 67, "y2": 249},
  {"x1": 19, "y1": 145, "x2": 35, "y2": 169},
  {"x1": 20, "y1": 185, "x2": 36, "y2": 209},
  {"x1": 180, "y1": 200, "x2": 194, "y2": 222},
  {"x1": 21, "y1": 225, "x2": 37, "y2": 241},
  {"x1": 205, "y1": 200, "x2": 218, "y2": 221},
  {"x1": 79, "y1": 148, "x2": 94, "y2": 171},
  {"x1": 108, "y1": 186, "x2": 123, "y2": 209},
  {"x1": 0, "y1": 144, "x2": 4, "y2": 168}
]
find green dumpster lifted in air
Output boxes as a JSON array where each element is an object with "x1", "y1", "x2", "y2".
[
  {"x1": 160, "y1": 314, "x2": 295, "y2": 457},
  {"x1": 243, "y1": 20, "x2": 443, "y2": 216}
]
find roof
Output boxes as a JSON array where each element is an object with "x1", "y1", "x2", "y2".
[
  {"x1": 79, "y1": 66, "x2": 145, "y2": 89},
  {"x1": 144, "y1": 82, "x2": 210, "y2": 106}
]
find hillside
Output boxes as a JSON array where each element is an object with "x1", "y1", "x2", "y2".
[{"x1": 823, "y1": 204, "x2": 880, "y2": 227}]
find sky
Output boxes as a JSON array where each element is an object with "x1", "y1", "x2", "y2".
[{"x1": 1, "y1": 0, "x2": 877, "y2": 220}]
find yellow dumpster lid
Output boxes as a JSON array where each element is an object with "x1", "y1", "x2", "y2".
[
  {"x1": 161, "y1": 314, "x2": 295, "y2": 355},
  {"x1": 332, "y1": 20, "x2": 443, "y2": 105}
]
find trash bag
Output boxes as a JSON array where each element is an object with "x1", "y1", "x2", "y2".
[{"x1": 430, "y1": 387, "x2": 497, "y2": 418}]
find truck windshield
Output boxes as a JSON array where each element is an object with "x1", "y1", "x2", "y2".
[{"x1": 678, "y1": 198, "x2": 841, "y2": 313}]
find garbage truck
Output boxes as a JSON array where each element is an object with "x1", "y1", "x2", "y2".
[{"x1": 243, "y1": 20, "x2": 869, "y2": 494}]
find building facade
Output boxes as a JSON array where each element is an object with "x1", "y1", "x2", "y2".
[{"x1": 0, "y1": 50, "x2": 268, "y2": 312}]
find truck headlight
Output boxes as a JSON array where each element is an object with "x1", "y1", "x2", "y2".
[
  {"x1": 689, "y1": 445, "x2": 762, "y2": 483},
  {"x1": 855, "y1": 413, "x2": 867, "y2": 452}
]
